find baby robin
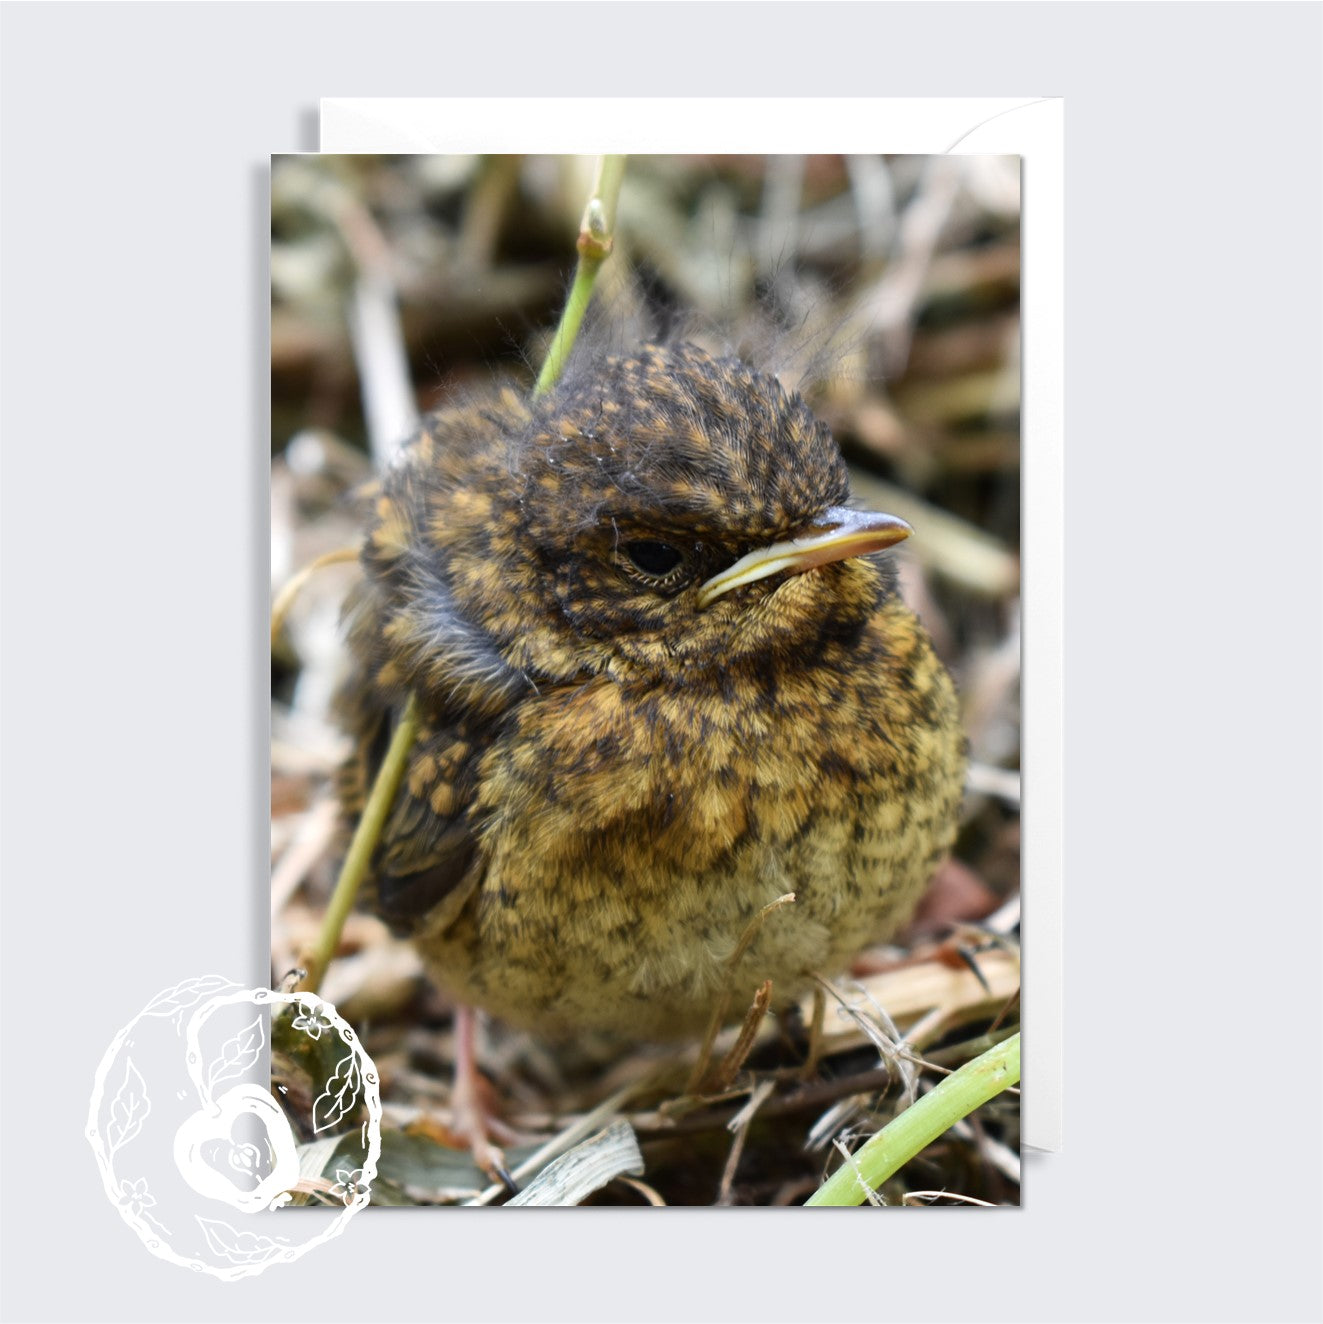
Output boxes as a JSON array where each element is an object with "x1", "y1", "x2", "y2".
[{"x1": 337, "y1": 341, "x2": 966, "y2": 1043}]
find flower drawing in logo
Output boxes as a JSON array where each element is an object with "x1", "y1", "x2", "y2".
[
  {"x1": 328, "y1": 1168, "x2": 370, "y2": 1207},
  {"x1": 291, "y1": 1005, "x2": 333, "y2": 1040}
]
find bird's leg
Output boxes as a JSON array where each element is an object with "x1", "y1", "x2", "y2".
[{"x1": 449, "y1": 1004, "x2": 518, "y2": 1193}]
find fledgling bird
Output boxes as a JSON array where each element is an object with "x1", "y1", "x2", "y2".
[{"x1": 338, "y1": 341, "x2": 966, "y2": 1043}]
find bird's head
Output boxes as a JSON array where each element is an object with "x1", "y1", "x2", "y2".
[{"x1": 367, "y1": 342, "x2": 911, "y2": 702}]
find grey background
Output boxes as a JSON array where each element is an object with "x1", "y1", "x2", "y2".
[{"x1": 2, "y1": 3, "x2": 1319, "y2": 1322}]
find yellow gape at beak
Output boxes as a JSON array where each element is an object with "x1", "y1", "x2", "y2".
[{"x1": 696, "y1": 507, "x2": 912, "y2": 608}]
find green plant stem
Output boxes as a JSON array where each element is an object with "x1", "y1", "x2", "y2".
[
  {"x1": 533, "y1": 154, "x2": 627, "y2": 398},
  {"x1": 805, "y1": 1032, "x2": 1021, "y2": 1207},
  {"x1": 298, "y1": 157, "x2": 626, "y2": 996},
  {"x1": 300, "y1": 695, "x2": 419, "y2": 995}
]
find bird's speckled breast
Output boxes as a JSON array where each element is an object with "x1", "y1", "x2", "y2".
[{"x1": 414, "y1": 593, "x2": 966, "y2": 1040}]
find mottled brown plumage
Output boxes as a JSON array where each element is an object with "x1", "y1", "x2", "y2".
[{"x1": 338, "y1": 342, "x2": 965, "y2": 1040}]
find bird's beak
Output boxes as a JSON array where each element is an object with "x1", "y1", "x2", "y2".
[{"x1": 696, "y1": 506, "x2": 912, "y2": 609}]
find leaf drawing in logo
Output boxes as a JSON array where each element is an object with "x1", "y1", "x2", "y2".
[
  {"x1": 142, "y1": 975, "x2": 235, "y2": 1020},
  {"x1": 106, "y1": 1058, "x2": 150, "y2": 1155},
  {"x1": 195, "y1": 1217, "x2": 289, "y2": 1267},
  {"x1": 312, "y1": 1051, "x2": 362, "y2": 1134},
  {"x1": 206, "y1": 1015, "x2": 266, "y2": 1094}
]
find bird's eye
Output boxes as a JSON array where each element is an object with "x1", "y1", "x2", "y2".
[{"x1": 622, "y1": 539, "x2": 684, "y2": 580}]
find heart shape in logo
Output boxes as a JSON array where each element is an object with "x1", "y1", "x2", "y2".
[{"x1": 173, "y1": 1085, "x2": 299, "y2": 1212}]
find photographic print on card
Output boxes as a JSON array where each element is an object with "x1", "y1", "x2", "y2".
[{"x1": 270, "y1": 153, "x2": 1021, "y2": 1207}]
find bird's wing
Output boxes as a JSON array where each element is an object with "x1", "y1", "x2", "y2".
[
  {"x1": 332, "y1": 394, "x2": 535, "y2": 936},
  {"x1": 338, "y1": 707, "x2": 490, "y2": 938}
]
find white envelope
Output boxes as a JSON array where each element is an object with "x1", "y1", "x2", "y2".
[{"x1": 318, "y1": 98, "x2": 1064, "y2": 1152}]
